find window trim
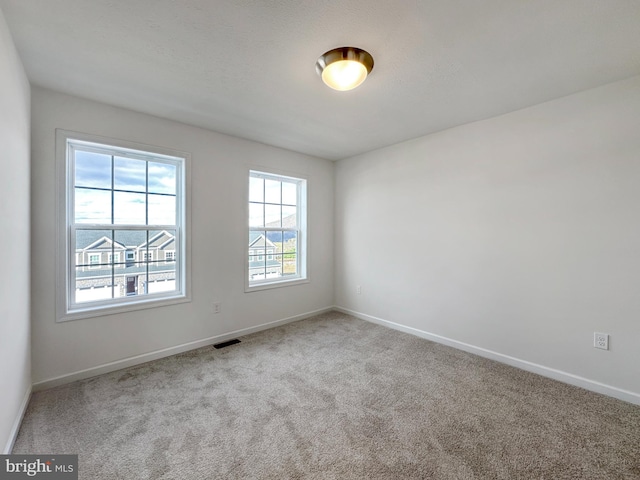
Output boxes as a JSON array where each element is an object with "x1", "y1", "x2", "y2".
[
  {"x1": 245, "y1": 167, "x2": 309, "y2": 292},
  {"x1": 56, "y1": 129, "x2": 191, "y2": 322}
]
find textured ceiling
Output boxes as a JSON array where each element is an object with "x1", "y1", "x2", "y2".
[{"x1": 1, "y1": 0, "x2": 640, "y2": 160}]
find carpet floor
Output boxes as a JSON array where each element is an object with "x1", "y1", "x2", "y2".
[{"x1": 13, "y1": 311, "x2": 640, "y2": 479}]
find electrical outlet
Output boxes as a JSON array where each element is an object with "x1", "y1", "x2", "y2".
[
  {"x1": 594, "y1": 332, "x2": 609, "y2": 350},
  {"x1": 356, "y1": 285, "x2": 362, "y2": 295},
  {"x1": 213, "y1": 302, "x2": 221, "y2": 314}
]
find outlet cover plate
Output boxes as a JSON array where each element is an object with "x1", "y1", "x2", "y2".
[{"x1": 594, "y1": 332, "x2": 609, "y2": 350}]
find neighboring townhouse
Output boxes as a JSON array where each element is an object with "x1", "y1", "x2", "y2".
[
  {"x1": 248, "y1": 231, "x2": 281, "y2": 280},
  {"x1": 75, "y1": 229, "x2": 177, "y2": 302}
]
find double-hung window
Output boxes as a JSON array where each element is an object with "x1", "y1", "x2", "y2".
[
  {"x1": 57, "y1": 131, "x2": 189, "y2": 321},
  {"x1": 247, "y1": 170, "x2": 307, "y2": 290}
]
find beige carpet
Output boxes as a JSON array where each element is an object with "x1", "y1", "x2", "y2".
[{"x1": 14, "y1": 311, "x2": 640, "y2": 479}]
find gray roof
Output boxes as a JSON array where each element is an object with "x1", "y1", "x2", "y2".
[{"x1": 76, "y1": 230, "x2": 172, "y2": 250}]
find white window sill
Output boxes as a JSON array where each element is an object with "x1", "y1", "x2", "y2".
[
  {"x1": 245, "y1": 277, "x2": 309, "y2": 293},
  {"x1": 57, "y1": 294, "x2": 191, "y2": 322}
]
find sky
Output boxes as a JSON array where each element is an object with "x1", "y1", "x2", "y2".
[
  {"x1": 74, "y1": 150, "x2": 177, "y2": 225},
  {"x1": 74, "y1": 152, "x2": 302, "y2": 246},
  {"x1": 249, "y1": 175, "x2": 297, "y2": 228}
]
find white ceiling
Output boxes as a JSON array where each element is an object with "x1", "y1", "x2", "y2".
[{"x1": 2, "y1": 1, "x2": 640, "y2": 160}]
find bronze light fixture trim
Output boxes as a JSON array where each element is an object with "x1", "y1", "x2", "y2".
[{"x1": 315, "y1": 47, "x2": 374, "y2": 91}]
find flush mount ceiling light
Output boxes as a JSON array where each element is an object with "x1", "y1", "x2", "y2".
[{"x1": 315, "y1": 47, "x2": 374, "y2": 91}]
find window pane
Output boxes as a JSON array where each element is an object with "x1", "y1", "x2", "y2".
[
  {"x1": 75, "y1": 188, "x2": 112, "y2": 223},
  {"x1": 75, "y1": 229, "x2": 112, "y2": 267},
  {"x1": 114, "y1": 157, "x2": 146, "y2": 192},
  {"x1": 114, "y1": 191, "x2": 146, "y2": 224},
  {"x1": 283, "y1": 252, "x2": 297, "y2": 277},
  {"x1": 265, "y1": 204, "x2": 281, "y2": 227},
  {"x1": 266, "y1": 231, "x2": 284, "y2": 280},
  {"x1": 148, "y1": 162, "x2": 176, "y2": 194},
  {"x1": 249, "y1": 230, "x2": 267, "y2": 281},
  {"x1": 249, "y1": 203, "x2": 264, "y2": 227},
  {"x1": 146, "y1": 229, "x2": 175, "y2": 266},
  {"x1": 282, "y1": 231, "x2": 297, "y2": 276},
  {"x1": 149, "y1": 229, "x2": 176, "y2": 294},
  {"x1": 282, "y1": 205, "x2": 297, "y2": 227},
  {"x1": 264, "y1": 179, "x2": 281, "y2": 204},
  {"x1": 266, "y1": 230, "x2": 284, "y2": 250},
  {"x1": 249, "y1": 176, "x2": 264, "y2": 203},
  {"x1": 141, "y1": 230, "x2": 155, "y2": 265},
  {"x1": 113, "y1": 230, "x2": 147, "y2": 276},
  {"x1": 74, "y1": 150, "x2": 111, "y2": 189},
  {"x1": 282, "y1": 181, "x2": 297, "y2": 206},
  {"x1": 74, "y1": 228, "x2": 115, "y2": 303},
  {"x1": 149, "y1": 194, "x2": 176, "y2": 225}
]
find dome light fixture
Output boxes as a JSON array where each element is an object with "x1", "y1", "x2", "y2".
[{"x1": 315, "y1": 47, "x2": 374, "y2": 91}]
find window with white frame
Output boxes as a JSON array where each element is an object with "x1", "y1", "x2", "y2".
[
  {"x1": 57, "y1": 131, "x2": 189, "y2": 321},
  {"x1": 88, "y1": 254, "x2": 100, "y2": 269},
  {"x1": 248, "y1": 170, "x2": 307, "y2": 289}
]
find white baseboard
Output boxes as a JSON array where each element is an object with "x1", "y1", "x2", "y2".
[
  {"x1": 33, "y1": 306, "x2": 333, "y2": 392},
  {"x1": 4, "y1": 386, "x2": 31, "y2": 454},
  {"x1": 334, "y1": 306, "x2": 640, "y2": 406}
]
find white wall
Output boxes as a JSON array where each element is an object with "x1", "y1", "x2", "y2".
[
  {"x1": 31, "y1": 87, "x2": 334, "y2": 385},
  {"x1": 335, "y1": 76, "x2": 640, "y2": 402},
  {"x1": 0, "y1": 9, "x2": 31, "y2": 452}
]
